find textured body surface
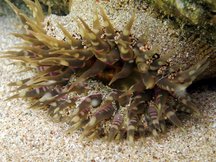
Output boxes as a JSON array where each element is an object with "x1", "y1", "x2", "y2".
[{"x1": 0, "y1": 0, "x2": 216, "y2": 161}]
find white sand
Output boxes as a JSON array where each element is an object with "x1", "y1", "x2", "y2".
[{"x1": 0, "y1": 1, "x2": 215, "y2": 161}]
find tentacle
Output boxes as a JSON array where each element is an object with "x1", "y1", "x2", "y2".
[
  {"x1": 57, "y1": 23, "x2": 83, "y2": 49},
  {"x1": 68, "y1": 82, "x2": 90, "y2": 95},
  {"x1": 49, "y1": 49, "x2": 94, "y2": 60},
  {"x1": 11, "y1": 33, "x2": 42, "y2": 44},
  {"x1": 14, "y1": 13, "x2": 44, "y2": 33},
  {"x1": 116, "y1": 12, "x2": 136, "y2": 61},
  {"x1": 31, "y1": 68, "x2": 72, "y2": 85},
  {"x1": 5, "y1": 0, "x2": 29, "y2": 25},
  {"x1": 66, "y1": 119, "x2": 89, "y2": 135},
  {"x1": 107, "y1": 113, "x2": 124, "y2": 141},
  {"x1": 5, "y1": 0, "x2": 44, "y2": 30},
  {"x1": 127, "y1": 115, "x2": 139, "y2": 142},
  {"x1": 48, "y1": 97, "x2": 77, "y2": 122},
  {"x1": 147, "y1": 101, "x2": 160, "y2": 131},
  {"x1": 22, "y1": 0, "x2": 44, "y2": 24},
  {"x1": 128, "y1": 79, "x2": 146, "y2": 93},
  {"x1": 30, "y1": 88, "x2": 68, "y2": 109},
  {"x1": 157, "y1": 56, "x2": 209, "y2": 95},
  {"x1": 82, "y1": 92, "x2": 117, "y2": 136},
  {"x1": 70, "y1": 60, "x2": 106, "y2": 88},
  {"x1": 165, "y1": 107, "x2": 182, "y2": 128},
  {"x1": 78, "y1": 17, "x2": 110, "y2": 52},
  {"x1": 12, "y1": 67, "x2": 71, "y2": 92},
  {"x1": 157, "y1": 57, "x2": 209, "y2": 115},
  {"x1": 70, "y1": 93, "x2": 103, "y2": 119},
  {"x1": 135, "y1": 50, "x2": 160, "y2": 73},
  {"x1": 66, "y1": 93, "x2": 103, "y2": 134},
  {"x1": 175, "y1": 94, "x2": 200, "y2": 115},
  {"x1": 77, "y1": 17, "x2": 120, "y2": 64},
  {"x1": 153, "y1": 88, "x2": 169, "y2": 119},
  {"x1": 38, "y1": 56, "x2": 86, "y2": 67},
  {"x1": 92, "y1": 2, "x2": 103, "y2": 36},
  {"x1": 118, "y1": 92, "x2": 132, "y2": 106},
  {"x1": 109, "y1": 62, "x2": 133, "y2": 85},
  {"x1": 141, "y1": 73, "x2": 156, "y2": 89},
  {"x1": 99, "y1": 7, "x2": 116, "y2": 39},
  {"x1": 126, "y1": 94, "x2": 147, "y2": 142},
  {"x1": 31, "y1": 31, "x2": 70, "y2": 49}
]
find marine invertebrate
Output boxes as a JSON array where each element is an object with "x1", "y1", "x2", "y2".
[{"x1": 2, "y1": 0, "x2": 214, "y2": 142}]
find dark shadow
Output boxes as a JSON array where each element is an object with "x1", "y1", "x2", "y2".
[{"x1": 187, "y1": 77, "x2": 216, "y2": 93}]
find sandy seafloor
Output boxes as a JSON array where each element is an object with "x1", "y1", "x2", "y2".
[{"x1": 0, "y1": 1, "x2": 216, "y2": 162}]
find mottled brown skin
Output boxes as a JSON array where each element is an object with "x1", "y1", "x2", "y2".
[{"x1": 2, "y1": 0, "x2": 215, "y2": 142}]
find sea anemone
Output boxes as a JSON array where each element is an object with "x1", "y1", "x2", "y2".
[{"x1": 2, "y1": 0, "x2": 214, "y2": 142}]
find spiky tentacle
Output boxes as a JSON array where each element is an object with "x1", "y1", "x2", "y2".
[{"x1": 2, "y1": 0, "x2": 212, "y2": 141}]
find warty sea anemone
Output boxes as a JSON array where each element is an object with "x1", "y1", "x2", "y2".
[{"x1": 1, "y1": 0, "x2": 215, "y2": 142}]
